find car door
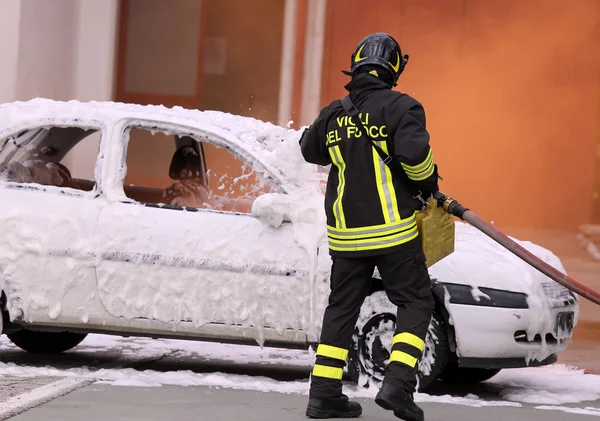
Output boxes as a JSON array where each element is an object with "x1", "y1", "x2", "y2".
[
  {"x1": 94, "y1": 120, "x2": 325, "y2": 344},
  {"x1": 0, "y1": 122, "x2": 106, "y2": 326}
]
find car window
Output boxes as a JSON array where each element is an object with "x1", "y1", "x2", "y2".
[
  {"x1": 121, "y1": 125, "x2": 281, "y2": 214},
  {"x1": 0, "y1": 126, "x2": 101, "y2": 193}
]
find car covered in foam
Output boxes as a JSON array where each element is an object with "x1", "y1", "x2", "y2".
[{"x1": 0, "y1": 98, "x2": 579, "y2": 391}]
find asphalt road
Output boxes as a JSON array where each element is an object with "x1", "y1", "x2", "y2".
[
  {"x1": 0, "y1": 336, "x2": 598, "y2": 420},
  {"x1": 5, "y1": 383, "x2": 600, "y2": 421}
]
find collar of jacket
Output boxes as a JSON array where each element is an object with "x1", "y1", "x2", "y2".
[{"x1": 344, "y1": 73, "x2": 392, "y2": 96}]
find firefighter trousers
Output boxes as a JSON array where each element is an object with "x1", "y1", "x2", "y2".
[{"x1": 309, "y1": 243, "x2": 435, "y2": 398}]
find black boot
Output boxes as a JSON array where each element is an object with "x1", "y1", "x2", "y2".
[
  {"x1": 306, "y1": 394, "x2": 362, "y2": 419},
  {"x1": 375, "y1": 383, "x2": 424, "y2": 421}
]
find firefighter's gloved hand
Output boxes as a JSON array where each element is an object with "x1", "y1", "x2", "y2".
[
  {"x1": 432, "y1": 191, "x2": 448, "y2": 208},
  {"x1": 298, "y1": 125, "x2": 310, "y2": 146},
  {"x1": 432, "y1": 164, "x2": 442, "y2": 188}
]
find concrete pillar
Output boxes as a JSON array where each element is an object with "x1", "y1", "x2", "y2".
[
  {"x1": 73, "y1": 0, "x2": 119, "y2": 102},
  {"x1": 68, "y1": 0, "x2": 120, "y2": 180},
  {"x1": 593, "y1": 89, "x2": 600, "y2": 223},
  {"x1": 0, "y1": 0, "x2": 22, "y2": 104},
  {"x1": 299, "y1": 0, "x2": 327, "y2": 127},
  {"x1": 15, "y1": 0, "x2": 78, "y2": 101},
  {"x1": 0, "y1": 0, "x2": 117, "y2": 179},
  {"x1": 277, "y1": 0, "x2": 298, "y2": 127}
]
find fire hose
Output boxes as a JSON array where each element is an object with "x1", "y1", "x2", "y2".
[{"x1": 433, "y1": 192, "x2": 600, "y2": 306}]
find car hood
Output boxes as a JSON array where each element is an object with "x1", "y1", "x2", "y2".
[{"x1": 428, "y1": 222, "x2": 569, "y2": 296}]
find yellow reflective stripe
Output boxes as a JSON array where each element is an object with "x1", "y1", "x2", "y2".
[
  {"x1": 372, "y1": 144, "x2": 391, "y2": 224},
  {"x1": 312, "y1": 364, "x2": 344, "y2": 380},
  {"x1": 328, "y1": 223, "x2": 417, "y2": 246},
  {"x1": 402, "y1": 149, "x2": 435, "y2": 181},
  {"x1": 316, "y1": 344, "x2": 348, "y2": 361},
  {"x1": 392, "y1": 333, "x2": 425, "y2": 352},
  {"x1": 408, "y1": 164, "x2": 435, "y2": 181},
  {"x1": 389, "y1": 351, "x2": 418, "y2": 368},
  {"x1": 402, "y1": 158, "x2": 434, "y2": 180},
  {"x1": 327, "y1": 212, "x2": 417, "y2": 235},
  {"x1": 327, "y1": 218, "x2": 416, "y2": 240},
  {"x1": 328, "y1": 226, "x2": 419, "y2": 252},
  {"x1": 402, "y1": 149, "x2": 433, "y2": 174},
  {"x1": 327, "y1": 221, "x2": 418, "y2": 244},
  {"x1": 379, "y1": 140, "x2": 401, "y2": 222},
  {"x1": 329, "y1": 146, "x2": 347, "y2": 228}
]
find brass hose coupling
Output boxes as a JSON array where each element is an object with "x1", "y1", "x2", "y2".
[{"x1": 442, "y1": 197, "x2": 457, "y2": 213}]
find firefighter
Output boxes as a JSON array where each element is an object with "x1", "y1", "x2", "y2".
[{"x1": 299, "y1": 32, "x2": 439, "y2": 421}]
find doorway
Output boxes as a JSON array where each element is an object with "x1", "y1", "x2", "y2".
[
  {"x1": 116, "y1": 0, "x2": 285, "y2": 119},
  {"x1": 115, "y1": 0, "x2": 286, "y2": 192}
]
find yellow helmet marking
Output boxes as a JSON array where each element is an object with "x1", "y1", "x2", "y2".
[
  {"x1": 389, "y1": 52, "x2": 401, "y2": 73},
  {"x1": 355, "y1": 44, "x2": 367, "y2": 63}
]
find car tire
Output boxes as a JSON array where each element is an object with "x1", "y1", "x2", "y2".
[
  {"x1": 7, "y1": 330, "x2": 88, "y2": 354},
  {"x1": 347, "y1": 290, "x2": 450, "y2": 392},
  {"x1": 440, "y1": 364, "x2": 501, "y2": 385}
]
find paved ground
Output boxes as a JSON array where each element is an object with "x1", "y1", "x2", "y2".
[
  {"x1": 0, "y1": 334, "x2": 597, "y2": 421},
  {"x1": 7, "y1": 383, "x2": 600, "y2": 421}
]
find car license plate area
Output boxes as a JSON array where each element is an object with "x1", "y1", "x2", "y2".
[{"x1": 555, "y1": 311, "x2": 574, "y2": 339}]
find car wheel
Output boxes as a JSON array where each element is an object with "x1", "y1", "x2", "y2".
[
  {"x1": 7, "y1": 330, "x2": 88, "y2": 354},
  {"x1": 348, "y1": 290, "x2": 450, "y2": 392},
  {"x1": 440, "y1": 364, "x2": 501, "y2": 385}
]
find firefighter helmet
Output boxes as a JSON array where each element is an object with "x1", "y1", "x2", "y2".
[{"x1": 349, "y1": 32, "x2": 409, "y2": 84}]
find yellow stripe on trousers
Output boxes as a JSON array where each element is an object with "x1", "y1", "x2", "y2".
[
  {"x1": 392, "y1": 332, "x2": 425, "y2": 352},
  {"x1": 312, "y1": 364, "x2": 344, "y2": 380},
  {"x1": 389, "y1": 351, "x2": 418, "y2": 368},
  {"x1": 316, "y1": 344, "x2": 348, "y2": 361}
]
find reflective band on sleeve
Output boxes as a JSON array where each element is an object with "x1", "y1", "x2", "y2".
[
  {"x1": 392, "y1": 332, "x2": 425, "y2": 352},
  {"x1": 312, "y1": 364, "x2": 344, "y2": 380},
  {"x1": 329, "y1": 145, "x2": 347, "y2": 228},
  {"x1": 316, "y1": 344, "x2": 349, "y2": 361},
  {"x1": 402, "y1": 149, "x2": 433, "y2": 174},
  {"x1": 389, "y1": 351, "x2": 418, "y2": 368},
  {"x1": 401, "y1": 149, "x2": 435, "y2": 181}
]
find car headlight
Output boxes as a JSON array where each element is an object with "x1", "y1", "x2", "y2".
[{"x1": 432, "y1": 282, "x2": 529, "y2": 309}]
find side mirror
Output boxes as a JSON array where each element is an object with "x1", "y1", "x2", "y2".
[
  {"x1": 251, "y1": 193, "x2": 294, "y2": 228},
  {"x1": 252, "y1": 191, "x2": 326, "y2": 229}
]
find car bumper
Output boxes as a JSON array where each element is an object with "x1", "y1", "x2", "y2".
[{"x1": 434, "y1": 282, "x2": 578, "y2": 365}]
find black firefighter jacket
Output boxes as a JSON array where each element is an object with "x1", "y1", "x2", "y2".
[{"x1": 299, "y1": 73, "x2": 439, "y2": 257}]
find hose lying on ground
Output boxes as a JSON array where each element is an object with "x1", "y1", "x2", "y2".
[{"x1": 433, "y1": 192, "x2": 600, "y2": 306}]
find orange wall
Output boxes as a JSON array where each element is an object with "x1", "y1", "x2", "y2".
[{"x1": 321, "y1": 0, "x2": 600, "y2": 230}]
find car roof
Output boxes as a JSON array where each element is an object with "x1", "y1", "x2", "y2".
[
  {"x1": 0, "y1": 98, "x2": 324, "y2": 190},
  {"x1": 0, "y1": 98, "x2": 291, "y2": 144}
]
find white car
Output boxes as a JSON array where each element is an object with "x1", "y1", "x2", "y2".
[{"x1": 0, "y1": 99, "x2": 579, "y2": 391}]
